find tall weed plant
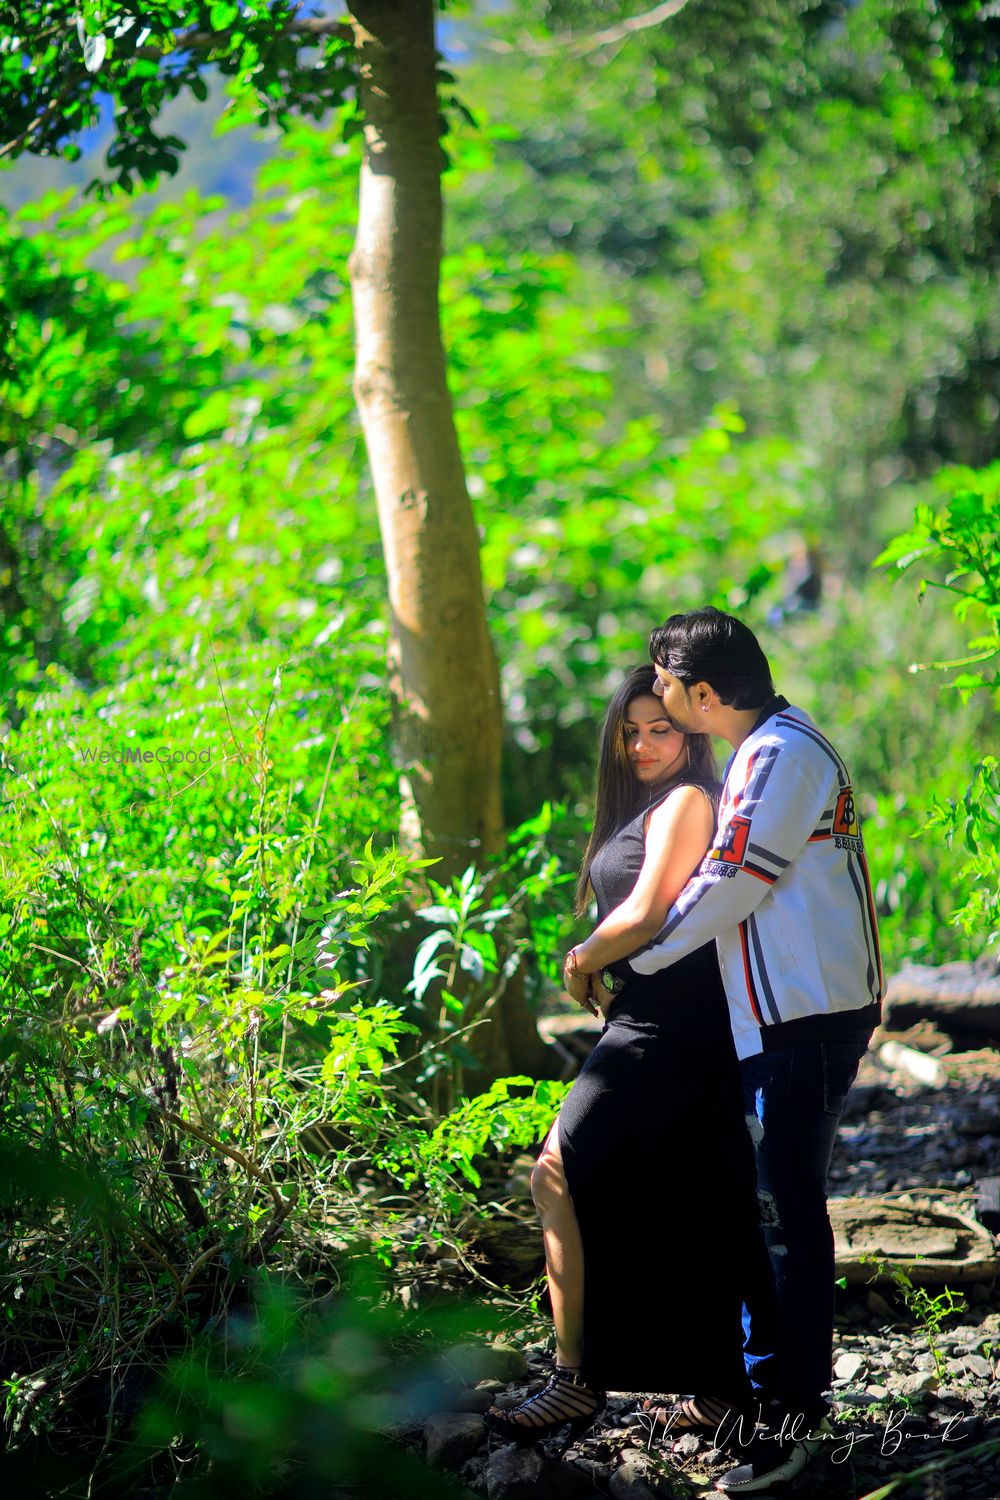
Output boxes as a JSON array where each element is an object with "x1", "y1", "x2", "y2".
[{"x1": 877, "y1": 462, "x2": 1000, "y2": 952}]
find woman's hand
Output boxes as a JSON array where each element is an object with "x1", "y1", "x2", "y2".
[{"x1": 562, "y1": 950, "x2": 598, "y2": 1016}]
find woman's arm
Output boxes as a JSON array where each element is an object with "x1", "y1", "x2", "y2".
[{"x1": 566, "y1": 785, "x2": 716, "y2": 981}]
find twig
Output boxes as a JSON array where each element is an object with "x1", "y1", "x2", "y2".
[
  {"x1": 160, "y1": 1108, "x2": 289, "y2": 1219},
  {"x1": 134, "y1": 14, "x2": 354, "y2": 59},
  {"x1": 0, "y1": 69, "x2": 85, "y2": 159},
  {"x1": 485, "y1": 0, "x2": 693, "y2": 57}
]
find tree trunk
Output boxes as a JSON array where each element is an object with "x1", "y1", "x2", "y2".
[{"x1": 347, "y1": 0, "x2": 548, "y2": 1081}]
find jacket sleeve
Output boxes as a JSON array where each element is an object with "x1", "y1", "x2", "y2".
[{"x1": 629, "y1": 739, "x2": 835, "y2": 975}]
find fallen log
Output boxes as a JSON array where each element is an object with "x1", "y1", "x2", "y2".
[
  {"x1": 832, "y1": 1193, "x2": 999, "y2": 1286},
  {"x1": 883, "y1": 955, "x2": 1000, "y2": 1040}
]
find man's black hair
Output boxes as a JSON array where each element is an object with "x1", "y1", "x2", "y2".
[{"x1": 648, "y1": 606, "x2": 774, "y2": 710}]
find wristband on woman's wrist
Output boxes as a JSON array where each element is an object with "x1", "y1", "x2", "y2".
[{"x1": 567, "y1": 946, "x2": 590, "y2": 977}]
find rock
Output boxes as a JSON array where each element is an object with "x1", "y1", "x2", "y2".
[
  {"x1": 895, "y1": 1372, "x2": 939, "y2": 1398},
  {"x1": 488, "y1": 1342, "x2": 532, "y2": 1381},
  {"x1": 879, "y1": 1041, "x2": 947, "y2": 1088},
  {"x1": 457, "y1": 1454, "x2": 488, "y2": 1486},
  {"x1": 672, "y1": 1432, "x2": 701, "y2": 1457},
  {"x1": 944, "y1": 1415, "x2": 982, "y2": 1444},
  {"x1": 564, "y1": 1459, "x2": 614, "y2": 1495},
  {"x1": 866, "y1": 1290, "x2": 896, "y2": 1320},
  {"x1": 834, "y1": 1352, "x2": 866, "y2": 1380},
  {"x1": 424, "y1": 1413, "x2": 486, "y2": 1467},
  {"x1": 484, "y1": 1443, "x2": 544, "y2": 1500},
  {"x1": 445, "y1": 1343, "x2": 530, "y2": 1387},
  {"x1": 609, "y1": 1451, "x2": 659, "y2": 1500},
  {"x1": 835, "y1": 1390, "x2": 883, "y2": 1408},
  {"x1": 452, "y1": 1387, "x2": 494, "y2": 1414},
  {"x1": 465, "y1": 1209, "x2": 546, "y2": 1285},
  {"x1": 962, "y1": 1354, "x2": 994, "y2": 1379},
  {"x1": 548, "y1": 1457, "x2": 608, "y2": 1499}
]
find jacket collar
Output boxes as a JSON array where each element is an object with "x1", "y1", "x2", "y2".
[
  {"x1": 748, "y1": 693, "x2": 790, "y2": 735},
  {"x1": 721, "y1": 695, "x2": 790, "y2": 784}
]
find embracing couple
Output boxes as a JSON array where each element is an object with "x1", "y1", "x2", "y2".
[{"x1": 485, "y1": 607, "x2": 885, "y2": 1495}]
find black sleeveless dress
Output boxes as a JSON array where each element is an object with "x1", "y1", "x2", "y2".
[{"x1": 557, "y1": 781, "x2": 762, "y2": 1395}]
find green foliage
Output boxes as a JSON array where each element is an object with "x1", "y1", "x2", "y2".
[
  {"x1": 877, "y1": 463, "x2": 1000, "y2": 945},
  {"x1": 0, "y1": 2, "x2": 356, "y2": 190},
  {"x1": 860, "y1": 1254, "x2": 967, "y2": 1380},
  {"x1": 0, "y1": 637, "x2": 566, "y2": 1460},
  {"x1": 405, "y1": 817, "x2": 576, "y2": 1107},
  {"x1": 459, "y1": 0, "x2": 1000, "y2": 558},
  {"x1": 126, "y1": 1275, "x2": 481, "y2": 1500}
]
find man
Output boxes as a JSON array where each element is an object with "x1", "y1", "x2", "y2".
[{"x1": 567, "y1": 607, "x2": 883, "y2": 1493}]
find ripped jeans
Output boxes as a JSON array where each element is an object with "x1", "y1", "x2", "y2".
[{"x1": 738, "y1": 1032, "x2": 872, "y2": 1411}]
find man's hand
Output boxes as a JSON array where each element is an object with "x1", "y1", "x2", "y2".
[{"x1": 590, "y1": 972, "x2": 617, "y2": 1018}]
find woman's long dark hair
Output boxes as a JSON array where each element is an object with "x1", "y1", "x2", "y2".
[{"x1": 574, "y1": 666, "x2": 716, "y2": 915}]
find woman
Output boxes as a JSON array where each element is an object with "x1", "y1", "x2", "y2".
[{"x1": 486, "y1": 666, "x2": 763, "y2": 1448}]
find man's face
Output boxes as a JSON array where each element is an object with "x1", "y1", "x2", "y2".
[{"x1": 652, "y1": 666, "x2": 701, "y2": 734}]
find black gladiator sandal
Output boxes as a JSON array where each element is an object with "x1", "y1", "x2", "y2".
[{"x1": 485, "y1": 1365, "x2": 605, "y2": 1454}]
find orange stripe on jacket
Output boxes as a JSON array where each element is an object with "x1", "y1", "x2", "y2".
[{"x1": 739, "y1": 920, "x2": 764, "y2": 1024}]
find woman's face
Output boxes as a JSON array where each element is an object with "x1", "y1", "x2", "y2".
[{"x1": 624, "y1": 694, "x2": 687, "y2": 788}]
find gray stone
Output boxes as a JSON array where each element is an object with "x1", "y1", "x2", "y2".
[
  {"x1": 866, "y1": 1290, "x2": 896, "y2": 1320},
  {"x1": 962, "y1": 1354, "x2": 994, "y2": 1379},
  {"x1": 942, "y1": 1415, "x2": 982, "y2": 1443},
  {"x1": 452, "y1": 1387, "x2": 494, "y2": 1414},
  {"x1": 484, "y1": 1443, "x2": 544, "y2": 1500},
  {"x1": 559, "y1": 1459, "x2": 613, "y2": 1495},
  {"x1": 895, "y1": 1372, "x2": 939, "y2": 1398},
  {"x1": 835, "y1": 1352, "x2": 866, "y2": 1381},
  {"x1": 672, "y1": 1432, "x2": 701, "y2": 1457},
  {"x1": 835, "y1": 1388, "x2": 882, "y2": 1408},
  {"x1": 445, "y1": 1342, "x2": 530, "y2": 1387},
  {"x1": 609, "y1": 1451, "x2": 659, "y2": 1500},
  {"x1": 548, "y1": 1457, "x2": 608, "y2": 1500},
  {"x1": 488, "y1": 1343, "x2": 532, "y2": 1381},
  {"x1": 424, "y1": 1413, "x2": 486, "y2": 1468}
]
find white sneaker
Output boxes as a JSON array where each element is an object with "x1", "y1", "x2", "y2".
[{"x1": 715, "y1": 1415, "x2": 833, "y2": 1493}]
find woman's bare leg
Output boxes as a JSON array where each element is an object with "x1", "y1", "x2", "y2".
[{"x1": 530, "y1": 1118, "x2": 585, "y2": 1369}]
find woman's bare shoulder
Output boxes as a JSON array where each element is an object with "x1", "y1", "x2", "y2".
[{"x1": 644, "y1": 781, "x2": 716, "y2": 836}]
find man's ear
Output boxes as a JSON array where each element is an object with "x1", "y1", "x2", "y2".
[{"x1": 690, "y1": 681, "x2": 715, "y2": 713}]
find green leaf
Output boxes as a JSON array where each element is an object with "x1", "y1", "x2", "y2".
[{"x1": 183, "y1": 391, "x2": 231, "y2": 438}]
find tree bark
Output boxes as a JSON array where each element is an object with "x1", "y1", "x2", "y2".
[{"x1": 347, "y1": 0, "x2": 548, "y2": 1080}]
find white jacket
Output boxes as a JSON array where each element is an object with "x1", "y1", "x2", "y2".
[{"x1": 630, "y1": 697, "x2": 884, "y2": 1060}]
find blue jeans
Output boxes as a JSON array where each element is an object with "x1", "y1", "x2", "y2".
[{"x1": 739, "y1": 1031, "x2": 871, "y2": 1410}]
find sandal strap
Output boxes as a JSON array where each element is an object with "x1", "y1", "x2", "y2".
[
  {"x1": 646, "y1": 1393, "x2": 742, "y2": 1432},
  {"x1": 503, "y1": 1368, "x2": 602, "y2": 1430}
]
